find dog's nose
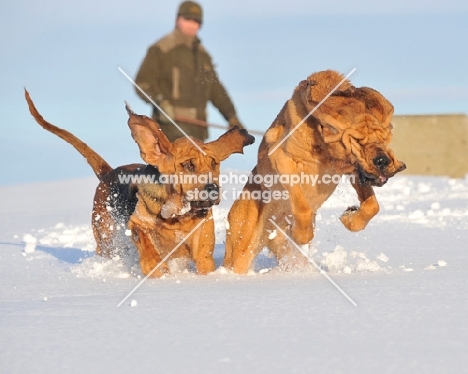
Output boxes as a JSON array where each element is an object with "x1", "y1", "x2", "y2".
[
  {"x1": 203, "y1": 183, "x2": 219, "y2": 194},
  {"x1": 373, "y1": 155, "x2": 391, "y2": 171}
]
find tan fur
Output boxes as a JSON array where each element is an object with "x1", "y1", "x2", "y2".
[
  {"x1": 224, "y1": 70, "x2": 406, "y2": 273},
  {"x1": 25, "y1": 90, "x2": 254, "y2": 277}
]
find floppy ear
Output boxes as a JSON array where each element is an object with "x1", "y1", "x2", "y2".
[
  {"x1": 311, "y1": 107, "x2": 351, "y2": 143},
  {"x1": 316, "y1": 122, "x2": 342, "y2": 143},
  {"x1": 205, "y1": 126, "x2": 255, "y2": 161},
  {"x1": 125, "y1": 103, "x2": 173, "y2": 167},
  {"x1": 354, "y1": 87, "x2": 394, "y2": 129},
  {"x1": 299, "y1": 80, "x2": 308, "y2": 89}
]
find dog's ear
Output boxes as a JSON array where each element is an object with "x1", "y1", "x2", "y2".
[
  {"x1": 205, "y1": 126, "x2": 255, "y2": 161},
  {"x1": 125, "y1": 103, "x2": 173, "y2": 167},
  {"x1": 316, "y1": 122, "x2": 342, "y2": 143},
  {"x1": 354, "y1": 87, "x2": 394, "y2": 128},
  {"x1": 299, "y1": 80, "x2": 308, "y2": 89},
  {"x1": 311, "y1": 107, "x2": 350, "y2": 144}
]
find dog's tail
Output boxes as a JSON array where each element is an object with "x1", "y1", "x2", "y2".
[{"x1": 24, "y1": 89, "x2": 113, "y2": 180}]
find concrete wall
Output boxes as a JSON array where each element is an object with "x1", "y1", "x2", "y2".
[{"x1": 390, "y1": 114, "x2": 468, "y2": 178}]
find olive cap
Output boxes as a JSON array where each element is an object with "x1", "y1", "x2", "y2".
[{"x1": 177, "y1": 1, "x2": 203, "y2": 24}]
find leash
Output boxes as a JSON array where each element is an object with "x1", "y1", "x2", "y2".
[{"x1": 174, "y1": 115, "x2": 264, "y2": 137}]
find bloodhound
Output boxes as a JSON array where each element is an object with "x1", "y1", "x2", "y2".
[
  {"x1": 25, "y1": 90, "x2": 254, "y2": 277},
  {"x1": 224, "y1": 70, "x2": 406, "y2": 273}
]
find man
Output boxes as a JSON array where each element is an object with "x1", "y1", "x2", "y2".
[{"x1": 134, "y1": 1, "x2": 244, "y2": 142}]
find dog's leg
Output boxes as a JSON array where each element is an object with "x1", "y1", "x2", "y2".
[
  {"x1": 267, "y1": 217, "x2": 313, "y2": 270},
  {"x1": 224, "y1": 187, "x2": 264, "y2": 274},
  {"x1": 190, "y1": 213, "x2": 216, "y2": 275},
  {"x1": 128, "y1": 202, "x2": 169, "y2": 277},
  {"x1": 288, "y1": 183, "x2": 315, "y2": 245},
  {"x1": 340, "y1": 181, "x2": 379, "y2": 231},
  {"x1": 91, "y1": 212, "x2": 114, "y2": 257},
  {"x1": 129, "y1": 220, "x2": 169, "y2": 277},
  {"x1": 92, "y1": 184, "x2": 116, "y2": 257},
  {"x1": 269, "y1": 150, "x2": 314, "y2": 245}
]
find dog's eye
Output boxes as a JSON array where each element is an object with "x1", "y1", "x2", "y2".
[{"x1": 182, "y1": 160, "x2": 196, "y2": 172}]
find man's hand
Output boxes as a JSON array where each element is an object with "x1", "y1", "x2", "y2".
[
  {"x1": 158, "y1": 100, "x2": 175, "y2": 123},
  {"x1": 228, "y1": 115, "x2": 245, "y2": 129}
]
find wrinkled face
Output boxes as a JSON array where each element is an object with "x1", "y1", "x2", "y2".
[
  {"x1": 313, "y1": 135, "x2": 406, "y2": 187},
  {"x1": 164, "y1": 138, "x2": 222, "y2": 212},
  {"x1": 299, "y1": 70, "x2": 406, "y2": 187},
  {"x1": 127, "y1": 106, "x2": 255, "y2": 216}
]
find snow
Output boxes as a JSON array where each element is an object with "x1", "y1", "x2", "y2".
[{"x1": 1, "y1": 173, "x2": 468, "y2": 373}]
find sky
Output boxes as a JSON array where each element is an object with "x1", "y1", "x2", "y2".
[{"x1": 1, "y1": 0, "x2": 467, "y2": 184}]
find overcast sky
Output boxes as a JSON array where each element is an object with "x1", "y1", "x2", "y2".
[{"x1": 1, "y1": 0, "x2": 467, "y2": 184}]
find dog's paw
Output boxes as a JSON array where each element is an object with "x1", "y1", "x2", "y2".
[
  {"x1": 340, "y1": 207, "x2": 367, "y2": 232},
  {"x1": 278, "y1": 255, "x2": 314, "y2": 273},
  {"x1": 195, "y1": 258, "x2": 216, "y2": 275},
  {"x1": 140, "y1": 260, "x2": 170, "y2": 278},
  {"x1": 291, "y1": 224, "x2": 314, "y2": 245}
]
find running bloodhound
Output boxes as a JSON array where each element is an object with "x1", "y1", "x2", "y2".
[
  {"x1": 25, "y1": 90, "x2": 254, "y2": 277},
  {"x1": 224, "y1": 70, "x2": 406, "y2": 273}
]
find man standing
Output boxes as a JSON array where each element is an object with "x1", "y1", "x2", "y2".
[{"x1": 134, "y1": 1, "x2": 244, "y2": 142}]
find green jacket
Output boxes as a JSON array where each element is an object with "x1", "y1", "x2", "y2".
[{"x1": 135, "y1": 28, "x2": 238, "y2": 127}]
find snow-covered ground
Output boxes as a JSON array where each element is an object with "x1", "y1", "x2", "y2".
[{"x1": 1, "y1": 173, "x2": 468, "y2": 373}]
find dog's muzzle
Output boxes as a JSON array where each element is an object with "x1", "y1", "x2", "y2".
[
  {"x1": 189, "y1": 183, "x2": 221, "y2": 210},
  {"x1": 356, "y1": 160, "x2": 406, "y2": 187}
]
